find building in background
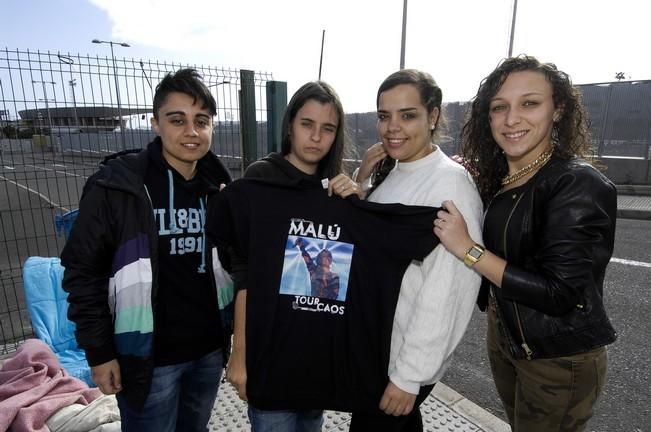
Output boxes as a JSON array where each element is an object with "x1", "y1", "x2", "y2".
[{"x1": 18, "y1": 106, "x2": 151, "y2": 134}]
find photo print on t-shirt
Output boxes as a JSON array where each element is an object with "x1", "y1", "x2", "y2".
[{"x1": 280, "y1": 235, "x2": 353, "y2": 302}]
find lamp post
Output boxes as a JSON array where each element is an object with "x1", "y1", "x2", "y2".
[
  {"x1": 209, "y1": 80, "x2": 230, "y2": 123},
  {"x1": 318, "y1": 30, "x2": 325, "y2": 79},
  {"x1": 32, "y1": 80, "x2": 56, "y2": 150},
  {"x1": 69, "y1": 79, "x2": 79, "y2": 128},
  {"x1": 507, "y1": 0, "x2": 518, "y2": 57},
  {"x1": 400, "y1": 0, "x2": 408, "y2": 69},
  {"x1": 92, "y1": 38, "x2": 130, "y2": 150}
]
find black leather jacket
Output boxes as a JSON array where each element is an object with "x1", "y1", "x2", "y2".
[{"x1": 478, "y1": 156, "x2": 617, "y2": 359}]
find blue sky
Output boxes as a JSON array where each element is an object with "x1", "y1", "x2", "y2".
[
  {"x1": 2, "y1": 0, "x2": 650, "y2": 113},
  {"x1": 1, "y1": 1, "x2": 174, "y2": 66}
]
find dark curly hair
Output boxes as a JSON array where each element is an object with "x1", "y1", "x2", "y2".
[{"x1": 461, "y1": 55, "x2": 592, "y2": 203}]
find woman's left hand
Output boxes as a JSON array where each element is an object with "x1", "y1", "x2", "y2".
[
  {"x1": 328, "y1": 174, "x2": 364, "y2": 199},
  {"x1": 379, "y1": 381, "x2": 416, "y2": 416},
  {"x1": 434, "y1": 200, "x2": 474, "y2": 260}
]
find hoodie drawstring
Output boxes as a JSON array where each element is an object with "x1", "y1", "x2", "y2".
[
  {"x1": 167, "y1": 170, "x2": 182, "y2": 234},
  {"x1": 167, "y1": 169, "x2": 206, "y2": 273},
  {"x1": 197, "y1": 196, "x2": 207, "y2": 273}
]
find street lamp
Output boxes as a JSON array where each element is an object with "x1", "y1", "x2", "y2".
[
  {"x1": 507, "y1": 0, "x2": 518, "y2": 57},
  {"x1": 208, "y1": 81, "x2": 230, "y2": 123},
  {"x1": 92, "y1": 38, "x2": 130, "y2": 150},
  {"x1": 69, "y1": 79, "x2": 79, "y2": 128},
  {"x1": 208, "y1": 80, "x2": 230, "y2": 104},
  {"x1": 400, "y1": 0, "x2": 408, "y2": 69},
  {"x1": 32, "y1": 80, "x2": 56, "y2": 151}
]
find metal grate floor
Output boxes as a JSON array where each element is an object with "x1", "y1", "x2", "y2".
[{"x1": 208, "y1": 382, "x2": 488, "y2": 431}]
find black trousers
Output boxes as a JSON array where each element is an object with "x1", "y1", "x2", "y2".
[{"x1": 349, "y1": 383, "x2": 435, "y2": 432}]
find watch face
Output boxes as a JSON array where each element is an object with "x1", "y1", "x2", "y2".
[{"x1": 469, "y1": 246, "x2": 483, "y2": 259}]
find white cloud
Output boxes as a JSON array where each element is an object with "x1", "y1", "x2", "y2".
[{"x1": 89, "y1": 0, "x2": 650, "y2": 112}]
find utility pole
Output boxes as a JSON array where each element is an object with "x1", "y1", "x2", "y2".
[
  {"x1": 400, "y1": 0, "x2": 408, "y2": 69},
  {"x1": 507, "y1": 0, "x2": 518, "y2": 57},
  {"x1": 69, "y1": 79, "x2": 79, "y2": 128},
  {"x1": 92, "y1": 38, "x2": 130, "y2": 150},
  {"x1": 318, "y1": 30, "x2": 325, "y2": 80},
  {"x1": 209, "y1": 80, "x2": 230, "y2": 123},
  {"x1": 32, "y1": 80, "x2": 56, "y2": 153}
]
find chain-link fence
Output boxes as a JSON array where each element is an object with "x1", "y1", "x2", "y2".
[
  {"x1": 1, "y1": 48, "x2": 650, "y2": 351},
  {"x1": 0, "y1": 48, "x2": 275, "y2": 351}
]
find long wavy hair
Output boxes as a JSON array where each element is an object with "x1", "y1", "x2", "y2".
[
  {"x1": 280, "y1": 81, "x2": 351, "y2": 179},
  {"x1": 461, "y1": 55, "x2": 592, "y2": 203},
  {"x1": 370, "y1": 69, "x2": 444, "y2": 193}
]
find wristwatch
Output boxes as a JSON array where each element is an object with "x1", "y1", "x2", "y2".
[{"x1": 463, "y1": 243, "x2": 485, "y2": 267}]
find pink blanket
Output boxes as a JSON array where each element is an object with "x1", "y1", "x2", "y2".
[{"x1": 0, "y1": 339, "x2": 101, "y2": 432}]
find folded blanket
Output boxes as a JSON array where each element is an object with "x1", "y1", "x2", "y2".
[
  {"x1": 0, "y1": 339, "x2": 101, "y2": 432},
  {"x1": 46, "y1": 395, "x2": 121, "y2": 432}
]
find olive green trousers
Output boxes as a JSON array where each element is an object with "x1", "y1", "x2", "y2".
[{"x1": 487, "y1": 304, "x2": 608, "y2": 432}]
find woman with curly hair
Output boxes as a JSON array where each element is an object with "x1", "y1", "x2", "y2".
[{"x1": 434, "y1": 55, "x2": 617, "y2": 431}]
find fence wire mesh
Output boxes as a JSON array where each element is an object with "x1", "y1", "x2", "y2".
[
  {"x1": 1, "y1": 48, "x2": 650, "y2": 352},
  {"x1": 0, "y1": 48, "x2": 273, "y2": 350}
]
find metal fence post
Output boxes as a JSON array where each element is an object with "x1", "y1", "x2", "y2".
[
  {"x1": 598, "y1": 84, "x2": 614, "y2": 157},
  {"x1": 266, "y1": 81, "x2": 287, "y2": 154},
  {"x1": 239, "y1": 70, "x2": 258, "y2": 171}
]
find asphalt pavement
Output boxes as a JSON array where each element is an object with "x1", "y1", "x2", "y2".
[{"x1": 3, "y1": 186, "x2": 649, "y2": 431}]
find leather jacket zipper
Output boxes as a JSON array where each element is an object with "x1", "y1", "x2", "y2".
[
  {"x1": 502, "y1": 191, "x2": 534, "y2": 360},
  {"x1": 512, "y1": 304, "x2": 533, "y2": 359}
]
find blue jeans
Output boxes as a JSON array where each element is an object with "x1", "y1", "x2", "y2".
[
  {"x1": 248, "y1": 406, "x2": 323, "y2": 432},
  {"x1": 116, "y1": 349, "x2": 223, "y2": 432}
]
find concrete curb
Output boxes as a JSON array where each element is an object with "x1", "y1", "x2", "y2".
[
  {"x1": 617, "y1": 194, "x2": 651, "y2": 220},
  {"x1": 617, "y1": 209, "x2": 651, "y2": 220},
  {"x1": 616, "y1": 184, "x2": 651, "y2": 196},
  {"x1": 433, "y1": 383, "x2": 510, "y2": 432}
]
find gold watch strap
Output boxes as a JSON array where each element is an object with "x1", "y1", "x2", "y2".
[{"x1": 463, "y1": 244, "x2": 485, "y2": 267}]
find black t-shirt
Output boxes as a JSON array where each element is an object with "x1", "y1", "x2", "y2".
[
  {"x1": 207, "y1": 177, "x2": 440, "y2": 413},
  {"x1": 484, "y1": 185, "x2": 528, "y2": 256},
  {"x1": 146, "y1": 145, "x2": 222, "y2": 366}
]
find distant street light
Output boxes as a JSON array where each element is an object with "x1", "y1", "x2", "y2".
[
  {"x1": 92, "y1": 38, "x2": 130, "y2": 150},
  {"x1": 32, "y1": 80, "x2": 56, "y2": 150},
  {"x1": 69, "y1": 79, "x2": 79, "y2": 127},
  {"x1": 318, "y1": 29, "x2": 325, "y2": 79},
  {"x1": 400, "y1": 0, "x2": 408, "y2": 69},
  {"x1": 507, "y1": 0, "x2": 518, "y2": 57},
  {"x1": 209, "y1": 81, "x2": 230, "y2": 123}
]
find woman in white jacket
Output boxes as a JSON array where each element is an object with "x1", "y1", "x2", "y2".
[{"x1": 346, "y1": 69, "x2": 483, "y2": 431}]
